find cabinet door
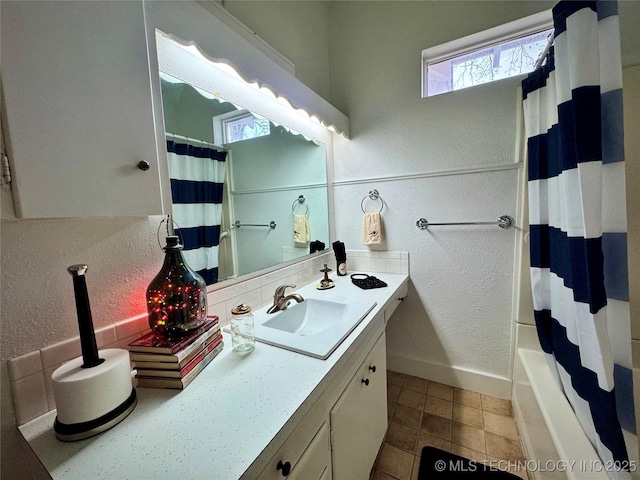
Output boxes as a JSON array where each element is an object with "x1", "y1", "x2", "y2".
[
  {"x1": 331, "y1": 333, "x2": 388, "y2": 480},
  {"x1": 1, "y1": 1, "x2": 163, "y2": 218}
]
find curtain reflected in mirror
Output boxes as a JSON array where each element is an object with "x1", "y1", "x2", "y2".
[
  {"x1": 166, "y1": 140, "x2": 227, "y2": 285},
  {"x1": 160, "y1": 74, "x2": 329, "y2": 285}
]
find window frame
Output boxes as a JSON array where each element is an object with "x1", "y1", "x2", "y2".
[
  {"x1": 421, "y1": 10, "x2": 552, "y2": 98},
  {"x1": 212, "y1": 109, "x2": 271, "y2": 145},
  {"x1": 222, "y1": 112, "x2": 271, "y2": 144}
]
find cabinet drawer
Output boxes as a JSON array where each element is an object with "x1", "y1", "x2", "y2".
[
  {"x1": 289, "y1": 424, "x2": 331, "y2": 480},
  {"x1": 257, "y1": 404, "x2": 326, "y2": 480},
  {"x1": 384, "y1": 279, "x2": 408, "y2": 324}
]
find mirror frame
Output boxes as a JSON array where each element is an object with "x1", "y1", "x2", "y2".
[{"x1": 144, "y1": 2, "x2": 344, "y2": 292}]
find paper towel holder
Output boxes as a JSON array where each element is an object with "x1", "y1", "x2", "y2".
[{"x1": 52, "y1": 265, "x2": 137, "y2": 441}]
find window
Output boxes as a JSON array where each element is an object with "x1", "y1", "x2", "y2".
[
  {"x1": 223, "y1": 113, "x2": 271, "y2": 144},
  {"x1": 422, "y1": 10, "x2": 552, "y2": 97}
]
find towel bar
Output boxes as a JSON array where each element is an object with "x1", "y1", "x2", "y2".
[
  {"x1": 415, "y1": 215, "x2": 514, "y2": 230},
  {"x1": 233, "y1": 220, "x2": 277, "y2": 229}
]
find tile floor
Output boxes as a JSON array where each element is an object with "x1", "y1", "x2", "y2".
[{"x1": 370, "y1": 371, "x2": 528, "y2": 480}]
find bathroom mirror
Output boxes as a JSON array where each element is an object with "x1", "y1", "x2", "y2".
[{"x1": 156, "y1": 34, "x2": 330, "y2": 286}]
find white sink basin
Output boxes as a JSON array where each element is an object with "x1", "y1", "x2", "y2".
[
  {"x1": 262, "y1": 298, "x2": 348, "y2": 336},
  {"x1": 254, "y1": 296, "x2": 376, "y2": 359}
]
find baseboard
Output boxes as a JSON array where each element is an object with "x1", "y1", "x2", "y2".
[{"x1": 386, "y1": 351, "x2": 512, "y2": 399}]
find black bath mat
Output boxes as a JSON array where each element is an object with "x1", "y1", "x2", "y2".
[{"x1": 418, "y1": 447, "x2": 520, "y2": 479}]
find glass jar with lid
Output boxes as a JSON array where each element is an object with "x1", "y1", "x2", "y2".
[{"x1": 230, "y1": 304, "x2": 255, "y2": 354}]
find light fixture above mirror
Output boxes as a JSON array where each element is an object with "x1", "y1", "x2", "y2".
[{"x1": 156, "y1": 31, "x2": 342, "y2": 142}]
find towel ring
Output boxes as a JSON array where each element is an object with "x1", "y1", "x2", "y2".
[
  {"x1": 361, "y1": 189, "x2": 384, "y2": 214},
  {"x1": 292, "y1": 195, "x2": 309, "y2": 216}
]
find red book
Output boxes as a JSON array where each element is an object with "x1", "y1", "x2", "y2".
[
  {"x1": 135, "y1": 334, "x2": 223, "y2": 378},
  {"x1": 131, "y1": 331, "x2": 221, "y2": 369},
  {"x1": 128, "y1": 316, "x2": 218, "y2": 355}
]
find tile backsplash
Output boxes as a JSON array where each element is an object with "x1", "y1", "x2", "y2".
[{"x1": 7, "y1": 250, "x2": 408, "y2": 425}]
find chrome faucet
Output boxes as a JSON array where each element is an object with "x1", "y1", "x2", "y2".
[{"x1": 267, "y1": 284, "x2": 304, "y2": 314}]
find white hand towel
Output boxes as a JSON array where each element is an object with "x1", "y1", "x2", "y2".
[
  {"x1": 363, "y1": 212, "x2": 383, "y2": 244},
  {"x1": 293, "y1": 214, "x2": 310, "y2": 243}
]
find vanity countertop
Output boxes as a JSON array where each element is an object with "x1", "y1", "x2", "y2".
[{"x1": 19, "y1": 272, "x2": 408, "y2": 480}]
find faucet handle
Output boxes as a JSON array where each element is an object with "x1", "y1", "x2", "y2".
[
  {"x1": 320, "y1": 264, "x2": 332, "y2": 273},
  {"x1": 275, "y1": 284, "x2": 296, "y2": 297}
]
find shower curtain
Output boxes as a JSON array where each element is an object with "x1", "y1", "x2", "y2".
[
  {"x1": 167, "y1": 140, "x2": 227, "y2": 285},
  {"x1": 522, "y1": 1, "x2": 630, "y2": 477}
]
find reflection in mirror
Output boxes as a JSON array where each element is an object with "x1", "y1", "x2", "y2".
[{"x1": 159, "y1": 73, "x2": 329, "y2": 286}]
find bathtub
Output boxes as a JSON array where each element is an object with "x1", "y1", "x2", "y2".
[{"x1": 513, "y1": 328, "x2": 639, "y2": 480}]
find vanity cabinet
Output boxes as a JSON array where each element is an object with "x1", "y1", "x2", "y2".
[
  {"x1": 256, "y1": 331, "x2": 388, "y2": 480},
  {"x1": 1, "y1": 1, "x2": 163, "y2": 218},
  {"x1": 330, "y1": 333, "x2": 388, "y2": 480},
  {"x1": 253, "y1": 280, "x2": 407, "y2": 480}
]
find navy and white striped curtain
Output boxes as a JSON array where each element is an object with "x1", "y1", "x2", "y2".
[
  {"x1": 522, "y1": 1, "x2": 630, "y2": 476},
  {"x1": 167, "y1": 140, "x2": 227, "y2": 285}
]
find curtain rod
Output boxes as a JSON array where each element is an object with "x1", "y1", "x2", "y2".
[
  {"x1": 534, "y1": 33, "x2": 555, "y2": 70},
  {"x1": 165, "y1": 132, "x2": 229, "y2": 151}
]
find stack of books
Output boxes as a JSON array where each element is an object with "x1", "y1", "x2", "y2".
[{"x1": 128, "y1": 315, "x2": 223, "y2": 389}]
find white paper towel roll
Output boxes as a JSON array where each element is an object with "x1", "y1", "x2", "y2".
[{"x1": 52, "y1": 348, "x2": 133, "y2": 425}]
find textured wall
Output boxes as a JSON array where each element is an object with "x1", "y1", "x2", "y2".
[
  {"x1": 222, "y1": 0, "x2": 331, "y2": 100},
  {"x1": 334, "y1": 170, "x2": 520, "y2": 382},
  {"x1": 325, "y1": 0, "x2": 554, "y2": 386},
  {"x1": 1, "y1": 217, "x2": 164, "y2": 360},
  {"x1": 324, "y1": 0, "x2": 640, "y2": 390}
]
